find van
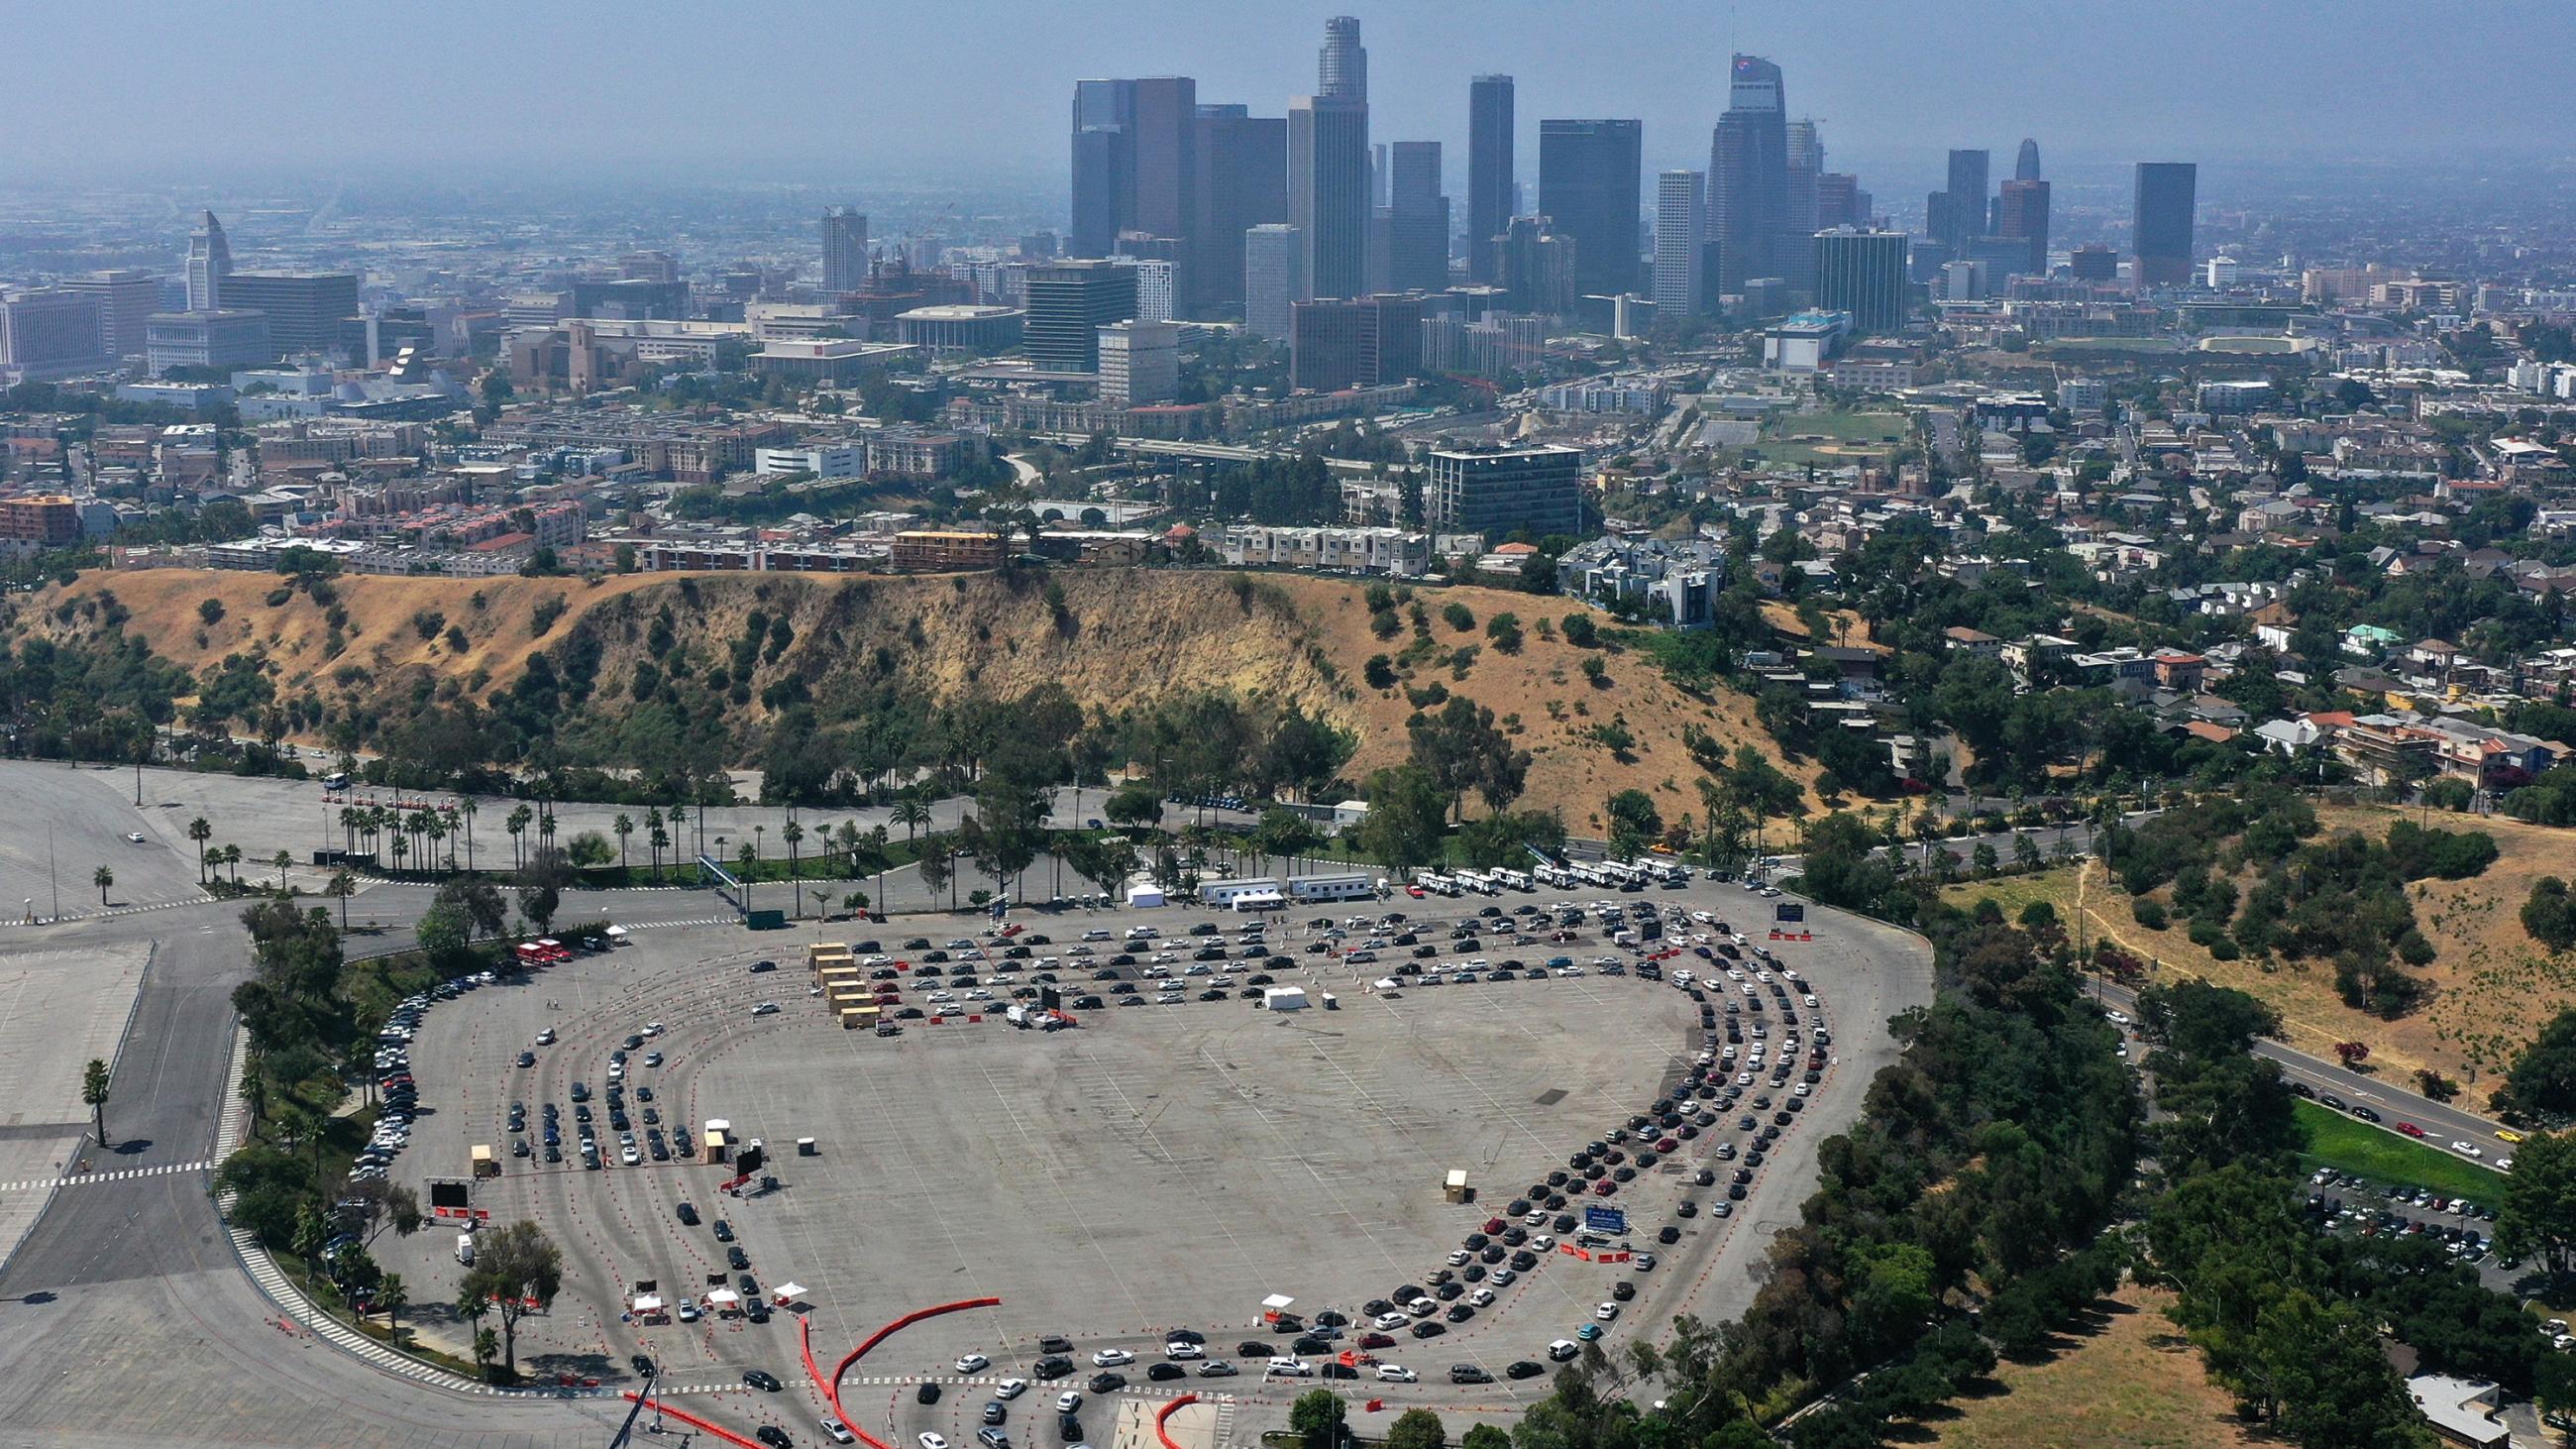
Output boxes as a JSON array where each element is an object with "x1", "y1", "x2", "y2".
[{"x1": 456, "y1": 1233, "x2": 476, "y2": 1267}]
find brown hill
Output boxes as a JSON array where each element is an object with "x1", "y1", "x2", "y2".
[{"x1": 27, "y1": 567, "x2": 1802, "y2": 827}]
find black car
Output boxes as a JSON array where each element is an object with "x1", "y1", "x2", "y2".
[
  {"x1": 1088, "y1": 1372, "x2": 1126, "y2": 1394},
  {"x1": 1448, "y1": 1364, "x2": 1491, "y2": 1385},
  {"x1": 1612, "y1": 1282, "x2": 1636, "y2": 1302},
  {"x1": 1060, "y1": 1415, "x2": 1086, "y2": 1440},
  {"x1": 713, "y1": 1219, "x2": 735, "y2": 1242},
  {"x1": 1506, "y1": 1361, "x2": 1545, "y2": 1381},
  {"x1": 728, "y1": 1246, "x2": 751, "y2": 1270},
  {"x1": 1032, "y1": 1357, "x2": 1074, "y2": 1381},
  {"x1": 919, "y1": 1384, "x2": 944, "y2": 1404},
  {"x1": 677, "y1": 1202, "x2": 699, "y2": 1226},
  {"x1": 745, "y1": 1370, "x2": 784, "y2": 1392},
  {"x1": 631, "y1": 1353, "x2": 658, "y2": 1378},
  {"x1": 1237, "y1": 1340, "x2": 1270, "y2": 1358},
  {"x1": 1410, "y1": 1321, "x2": 1446, "y2": 1340},
  {"x1": 1445, "y1": 1304, "x2": 1474, "y2": 1323},
  {"x1": 758, "y1": 1427, "x2": 793, "y2": 1449}
]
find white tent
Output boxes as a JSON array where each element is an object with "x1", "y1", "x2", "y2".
[
  {"x1": 1127, "y1": 881, "x2": 1166, "y2": 909},
  {"x1": 604, "y1": 925, "x2": 629, "y2": 940},
  {"x1": 706, "y1": 1288, "x2": 741, "y2": 1307},
  {"x1": 1260, "y1": 1293, "x2": 1296, "y2": 1313},
  {"x1": 773, "y1": 1282, "x2": 806, "y2": 1304},
  {"x1": 631, "y1": 1294, "x2": 664, "y2": 1313}
]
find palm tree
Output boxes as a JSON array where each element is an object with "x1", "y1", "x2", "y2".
[
  {"x1": 389, "y1": 835, "x2": 409, "y2": 872},
  {"x1": 377, "y1": 1273, "x2": 409, "y2": 1343},
  {"x1": 459, "y1": 795, "x2": 480, "y2": 872},
  {"x1": 892, "y1": 795, "x2": 931, "y2": 844},
  {"x1": 612, "y1": 813, "x2": 634, "y2": 871},
  {"x1": 327, "y1": 869, "x2": 356, "y2": 929},
  {"x1": 504, "y1": 805, "x2": 533, "y2": 870},
  {"x1": 810, "y1": 887, "x2": 832, "y2": 920},
  {"x1": 187, "y1": 816, "x2": 213, "y2": 884},
  {"x1": 222, "y1": 843, "x2": 243, "y2": 886},
  {"x1": 92, "y1": 865, "x2": 113, "y2": 905},
  {"x1": 736, "y1": 842, "x2": 758, "y2": 912},
  {"x1": 238, "y1": 1062, "x2": 268, "y2": 1131},
  {"x1": 782, "y1": 820, "x2": 804, "y2": 890},
  {"x1": 648, "y1": 818, "x2": 670, "y2": 881},
  {"x1": 81, "y1": 1058, "x2": 111, "y2": 1147},
  {"x1": 271, "y1": 850, "x2": 292, "y2": 892},
  {"x1": 339, "y1": 806, "x2": 361, "y2": 859}
]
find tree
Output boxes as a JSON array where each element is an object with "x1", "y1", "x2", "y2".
[
  {"x1": 2333, "y1": 1041, "x2": 2370, "y2": 1068},
  {"x1": 2527, "y1": 876, "x2": 2576, "y2": 951},
  {"x1": 1603, "y1": 790, "x2": 1663, "y2": 856},
  {"x1": 1104, "y1": 781, "x2": 1163, "y2": 833},
  {"x1": 81, "y1": 1058, "x2": 111, "y2": 1148},
  {"x1": 611, "y1": 813, "x2": 633, "y2": 870},
  {"x1": 1288, "y1": 1389, "x2": 1346, "y2": 1449},
  {"x1": 92, "y1": 865, "x2": 112, "y2": 904},
  {"x1": 272, "y1": 849, "x2": 292, "y2": 891},
  {"x1": 1383, "y1": 1408, "x2": 1446, "y2": 1449},
  {"x1": 458, "y1": 1219, "x2": 562, "y2": 1376},
  {"x1": 1458, "y1": 1427, "x2": 1509, "y2": 1449},
  {"x1": 1354, "y1": 766, "x2": 1448, "y2": 877},
  {"x1": 325, "y1": 869, "x2": 355, "y2": 929},
  {"x1": 2499, "y1": 1130, "x2": 2576, "y2": 1277},
  {"x1": 2507, "y1": 1009, "x2": 2576, "y2": 1118},
  {"x1": 187, "y1": 815, "x2": 213, "y2": 884},
  {"x1": 377, "y1": 1272, "x2": 409, "y2": 1340},
  {"x1": 892, "y1": 794, "x2": 933, "y2": 843}
]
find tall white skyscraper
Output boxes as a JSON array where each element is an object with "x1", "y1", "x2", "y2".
[
  {"x1": 185, "y1": 210, "x2": 232, "y2": 311},
  {"x1": 1243, "y1": 223, "x2": 1308, "y2": 340},
  {"x1": 821, "y1": 207, "x2": 869, "y2": 292},
  {"x1": 1653, "y1": 170, "x2": 1707, "y2": 320},
  {"x1": 1319, "y1": 15, "x2": 1366, "y2": 100}
]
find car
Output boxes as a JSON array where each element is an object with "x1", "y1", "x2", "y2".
[
  {"x1": 1058, "y1": 1414, "x2": 1086, "y2": 1440},
  {"x1": 1091, "y1": 1348, "x2": 1132, "y2": 1367},
  {"x1": 2397, "y1": 1122, "x2": 2425, "y2": 1139},
  {"x1": 752, "y1": 1001, "x2": 781, "y2": 1017},
  {"x1": 1611, "y1": 1282, "x2": 1636, "y2": 1302},
  {"x1": 1506, "y1": 1361, "x2": 1546, "y2": 1381},
  {"x1": 713, "y1": 1219, "x2": 735, "y2": 1243},
  {"x1": 757, "y1": 1428, "x2": 794, "y2": 1449},
  {"x1": 1087, "y1": 1373, "x2": 1125, "y2": 1394},
  {"x1": 516, "y1": 1050, "x2": 537, "y2": 1068},
  {"x1": 728, "y1": 1246, "x2": 751, "y2": 1271},
  {"x1": 1409, "y1": 1321, "x2": 1446, "y2": 1340},
  {"x1": 2500, "y1": 1129, "x2": 2527, "y2": 1145},
  {"x1": 745, "y1": 1370, "x2": 784, "y2": 1392},
  {"x1": 1164, "y1": 1341, "x2": 1204, "y2": 1359},
  {"x1": 1032, "y1": 1357, "x2": 1074, "y2": 1382},
  {"x1": 1448, "y1": 1365, "x2": 1492, "y2": 1385},
  {"x1": 631, "y1": 1353, "x2": 659, "y2": 1378},
  {"x1": 1575, "y1": 1324, "x2": 1601, "y2": 1342},
  {"x1": 920, "y1": 1437, "x2": 949, "y2": 1449},
  {"x1": 2453, "y1": 1141, "x2": 2485, "y2": 1158},
  {"x1": 823, "y1": 1419, "x2": 858, "y2": 1445},
  {"x1": 1375, "y1": 1365, "x2": 1417, "y2": 1383},
  {"x1": 1053, "y1": 1392, "x2": 1083, "y2": 1415},
  {"x1": 1145, "y1": 1364, "x2": 1185, "y2": 1382},
  {"x1": 676, "y1": 1202, "x2": 699, "y2": 1226},
  {"x1": 957, "y1": 1354, "x2": 992, "y2": 1374},
  {"x1": 1594, "y1": 1302, "x2": 1620, "y2": 1321},
  {"x1": 1197, "y1": 1361, "x2": 1238, "y2": 1378},
  {"x1": 983, "y1": 1402, "x2": 1009, "y2": 1426}
]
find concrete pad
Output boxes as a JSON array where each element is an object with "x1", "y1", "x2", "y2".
[{"x1": 0, "y1": 942, "x2": 150, "y2": 1265}]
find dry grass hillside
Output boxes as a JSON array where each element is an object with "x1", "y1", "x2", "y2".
[
  {"x1": 25, "y1": 567, "x2": 1801, "y2": 827},
  {"x1": 1949, "y1": 804, "x2": 2576, "y2": 1087}
]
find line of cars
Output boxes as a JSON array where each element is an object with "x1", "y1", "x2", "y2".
[
  {"x1": 356, "y1": 968, "x2": 500, "y2": 1183},
  {"x1": 511, "y1": 1021, "x2": 686, "y2": 1172}
]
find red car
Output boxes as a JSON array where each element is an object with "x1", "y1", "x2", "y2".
[
  {"x1": 1357, "y1": 1333, "x2": 1396, "y2": 1350},
  {"x1": 1406, "y1": 886, "x2": 1426, "y2": 898},
  {"x1": 1593, "y1": 1179, "x2": 1617, "y2": 1197},
  {"x1": 2396, "y1": 1122, "x2": 2425, "y2": 1138}
]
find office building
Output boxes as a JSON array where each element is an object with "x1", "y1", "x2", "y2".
[
  {"x1": 1, "y1": 495, "x2": 82, "y2": 549},
  {"x1": 1814, "y1": 173, "x2": 1863, "y2": 229},
  {"x1": 1112, "y1": 254, "x2": 1177, "y2": 323},
  {"x1": 2132, "y1": 162, "x2": 2199, "y2": 285},
  {"x1": 1708, "y1": 55, "x2": 1790, "y2": 293},
  {"x1": 1289, "y1": 294, "x2": 1419, "y2": 392},
  {"x1": 1936, "y1": 149, "x2": 1988, "y2": 248},
  {"x1": 1070, "y1": 78, "x2": 1134, "y2": 259},
  {"x1": 64, "y1": 270, "x2": 160, "y2": 362},
  {"x1": 1652, "y1": 170, "x2": 1707, "y2": 320},
  {"x1": 1319, "y1": 15, "x2": 1366, "y2": 100},
  {"x1": 1539, "y1": 119, "x2": 1643, "y2": 299},
  {"x1": 216, "y1": 272, "x2": 359, "y2": 357},
  {"x1": 1024, "y1": 261, "x2": 1136, "y2": 371},
  {"x1": 2014, "y1": 138, "x2": 2041, "y2": 182},
  {"x1": 571, "y1": 278, "x2": 689, "y2": 320},
  {"x1": 185, "y1": 210, "x2": 232, "y2": 311},
  {"x1": 1194, "y1": 104, "x2": 1287, "y2": 314},
  {"x1": 1813, "y1": 228, "x2": 1908, "y2": 332},
  {"x1": 1243, "y1": 224, "x2": 1309, "y2": 341},
  {"x1": 1425, "y1": 445, "x2": 1583, "y2": 537},
  {"x1": 1289, "y1": 94, "x2": 1370, "y2": 298},
  {"x1": 0, "y1": 288, "x2": 108, "y2": 380},
  {"x1": 1782, "y1": 119, "x2": 1823, "y2": 288},
  {"x1": 1129, "y1": 77, "x2": 1199, "y2": 277},
  {"x1": 1098, "y1": 319, "x2": 1180, "y2": 405},
  {"x1": 1995, "y1": 178, "x2": 2051, "y2": 277},
  {"x1": 146, "y1": 309, "x2": 273, "y2": 373},
  {"x1": 1387, "y1": 141, "x2": 1449, "y2": 292},
  {"x1": 1467, "y1": 75, "x2": 1514, "y2": 282},
  {"x1": 821, "y1": 207, "x2": 870, "y2": 292},
  {"x1": 2070, "y1": 243, "x2": 2119, "y2": 281},
  {"x1": 1493, "y1": 216, "x2": 1578, "y2": 316}
]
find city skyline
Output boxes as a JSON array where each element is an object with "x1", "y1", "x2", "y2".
[{"x1": 3, "y1": 0, "x2": 2566, "y2": 190}]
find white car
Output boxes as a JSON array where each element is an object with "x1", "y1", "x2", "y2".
[
  {"x1": 994, "y1": 1380, "x2": 1026, "y2": 1400},
  {"x1": 1091, "y1": 1348, "x2": 1133, "y2": 1367},
  {"x1": 822, "y1": 1418, "x2": 857, "y2": 1445},
  {"x1": 1547, "y1": 1340, "x2": 1580, "y2": 1362},
  {"x1": 643, "y1": 1022, "x2": 664, "y2": 1036},
  {"x1": 1594, "y1": 1302, "x2": 1620, "y2": 1321},
  {"x1": 1468, "y1": 1288, "x2": 1495, "y2": 1307},
  {"x1": 678, "y1": 1301, "x2": 699, "y2": 1322},
  {"x1": 921, "y1": 1436, "x2": 950, "y2": 1449},
  {"x1": 1491, "y1": 1269, "x2": 1517, "y2": 1286},
  {"x1": 955, "y1": 1354, "x2": 990, "y2": 1375},
  {"x1": 2452, "y1": 1141, "x2": 2484, "y2": 1158},
  {"x1": 1164, "y1": 1341, "x2": 1204, "y2": 1359},
  {"x1": 1374, "y1": 1365, "x2": 1416, "y2": 1384},
  {"x1": 124, "y1": 831, "x2": 146, "y2": 843},
  {"x1": 1373, "y1": 1311, "x2": 1409, "y2": 1330},
  {"x1": 1054, "y1": 1392, "x2": 1082, "y2": 1413},
  {"x1": 751, "y1": 1001, "x2": 781, "y2": 1016}
]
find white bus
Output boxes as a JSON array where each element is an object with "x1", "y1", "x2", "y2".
[{"x1": 1493, "y1": 868, "x2": 1535, "y2": 892}]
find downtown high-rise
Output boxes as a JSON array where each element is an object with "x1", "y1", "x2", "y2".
[
  {"x1": 1194, "y1": 105, "x2": 1288, "y2": 315},
  {"x1": 1539, "y1": 119, "x2": 1642, "y2": 299},
  {"x1": 2132, "y1": 162, "x2": 2198, "y2": 285},
  {"x1": 1289, "y1": 93, "x2": 1370, "y2": 299},
  {"x1": 185, "y1": 210, "x2": 232, "y2": 311},
  {"x1": 1813, "y1": 228, "x2": 1909, "y2": 333},
  {"x1": 1929, "y1": 149, "x2": 1988, "y2": 249},
  {"x1": 1707, "y1": 56, "x2": 1789, "y2": 295},
  {"x1": 821, "y1": 207, "x2": 869, "y2": 292},
  {"x1": 1466, "y1": 75, "x2": 1514, "y2": 282},
  {"x1": 1387, "y1": 141, "x2": 1449, "y2": 292},
  {"x1": 1652, "y1": 170, "x2": 1707, "y2": 320}
]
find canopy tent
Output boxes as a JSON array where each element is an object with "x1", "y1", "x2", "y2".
[
  {"x1": 1260, "y1": 1293, "x2": 1296, "y2": 1312},
  {"x1": 773, "y1": 1282, "x2": 807, "y2": 1304},
  {"x1": 604, "y1": 925, "x2": 629, "y2": 939},
  {"x1": 705, "y1": 1288, "x2": 742, "y2": 1306},
  {"x1": 631, "y1": 1294, "x2": 664, "y2": 1312}
]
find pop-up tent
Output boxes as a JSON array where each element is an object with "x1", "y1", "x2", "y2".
[{"x1": 772, "y1": 1282, "x2": 806, "y2": 1306}]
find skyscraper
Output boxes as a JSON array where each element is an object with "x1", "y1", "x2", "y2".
[
  {"x1": 1194, "y1": 105, "x2": 1287, "y2": 315},
  {"x1": 1708, "y1": 56, "x2": 1789, "y2": 294},
  {"x1": 1467, "y1": 75, "x2": 1515, "y2": 282},
  {"x1": 1493, "y1": 216, "x2": 1577, "y2": 316},
  {"x1": 1023, "y1": 261, "x2": 1138, "y2": 372},
  {"x1": 185, "y1": 210, "x2": 231, "y2": 311},
  {"x1": 821, "y1": 207, "x2": 869, "y2": 292},
  {"x1": 1814, "y1": 173, "x2": 1862, "y2": 229},
  {"x1": 1243, "y1": 224, "x2": 1308, "y2": 341},
  {"x1": 1388, "y1": 142, "x2": 1449, "y2": 293},
  {"x1": 64, "y1": 270, "x2": 160, "y2": 362},
  {"x1": 1996, "y1": 178, "x2": 2051, "y2": 277},
  {"x1": 1319, "y1": 16, "x2": 1367, "y2": 100},
  {"x1": 1783, "y1": 120, "x2": 1823, "y2": 289},
  {"x1": 1070, "y1": 79, "x2": 1134, "y2": 258},
  {"x1": 1128, "y1": 77, "x2": 1199, "y2": 256},
  {"x1": 216, "y1": 272, "x2": 359, "y2": 357},
  {"x1": 1652, "y1": 170, "x2": 1707, "y2": 320},
  {"x1": 1813, "y1": 228, "x2": 1909, "y2": 333},
  {"x1": 2132, "y1": 163, "x2": 2199, "y2": 285},
  {"x1": 1539, "y1": 119, "x2": 1643, "y2": 299},
  {"x1": 2014, "y1": 138, "x2": 2041, "y2": 181},
  {"x1": 1289, "y1": 94, "x2": 1370, "y2": 299},
  {"x1": 1938, "y1": 150, "x2": 1989, "y2": 247}
]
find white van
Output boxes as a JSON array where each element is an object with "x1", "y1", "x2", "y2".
[{"x1": 456, "y1": 1233, "x2": 476, "y2": 1266}]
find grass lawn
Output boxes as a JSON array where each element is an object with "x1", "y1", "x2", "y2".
[
  {"x1": 2294, "y1": 1100, "x2": 2505, "y2": 1207},
  {"x1": 1932, "y1": 1284, "x2": 2258, "y2": 1448},
  {"x1": 1764, "y1": 410, "x2": 1909, "y2": 466}
]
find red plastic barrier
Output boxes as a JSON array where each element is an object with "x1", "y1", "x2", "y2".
[
  {"x1": 619, "y1": 1392, "x2": 767, "y2": 1449},
  {"x1": 801, "y1": 1296, "x2": 1003, "y2": 1449},
  {"x1": 1153, "y1": 1393, "x2": 1201, "y2": 1449}
]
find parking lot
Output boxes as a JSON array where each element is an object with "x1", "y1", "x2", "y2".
[{"x1": 369, "y1": 874, "x2": 1925, "y2": 1446}]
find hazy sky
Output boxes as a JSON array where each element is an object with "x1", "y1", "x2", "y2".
[{"x1": 6, "y1": 0, "x2": 2568, "y2": 191}]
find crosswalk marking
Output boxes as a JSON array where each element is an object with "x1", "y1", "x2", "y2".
[{"x1": 0, "y1": 1159, "x2": 212, "y2": 1193}]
